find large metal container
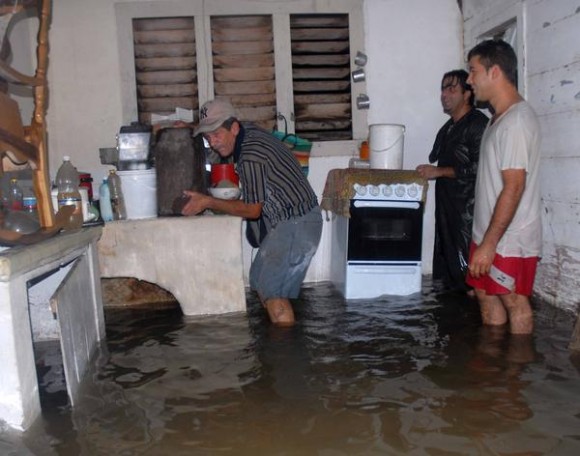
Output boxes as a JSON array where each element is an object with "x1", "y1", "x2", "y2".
[{"x1": 116, "y1": 124, "x2": 152, "y2": 168}]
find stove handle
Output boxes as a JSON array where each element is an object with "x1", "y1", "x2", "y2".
[{"x1": 353, "y1": 200, "x2": 420, "y2": 210}]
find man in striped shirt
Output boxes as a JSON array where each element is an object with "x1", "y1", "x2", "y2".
[{"x1": 181, "y1": 99, "x2": 323, "y2": 326}]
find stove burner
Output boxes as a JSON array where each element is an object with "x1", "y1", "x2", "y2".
[{"x1": 353, "y1": 183, "x2": 424, "y2": 202}]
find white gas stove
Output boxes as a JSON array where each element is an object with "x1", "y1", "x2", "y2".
[{"x1": 330, "y1": 181, "x2": 425, "y2": 299}]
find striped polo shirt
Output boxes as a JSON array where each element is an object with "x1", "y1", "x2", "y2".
[{"x1": 235, "y1": 123, "x2": 318, "y2": 227}]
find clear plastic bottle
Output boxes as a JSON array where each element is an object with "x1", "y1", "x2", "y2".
[
  {"x1": 23, "y1": 195, "x2": 38, "y2": 221},
  {"x1": 99, "y1": 177, "x2": 114, "y2": 222},
  {"x1": 8, "y1": 178, "x2": 24, "y2": 211},
  {"x1": 55, "y1": 155, "x2": 83, "y2": 229},
  {"x1": 107, "y1": 169, "x2": 127, "y2": 220}
]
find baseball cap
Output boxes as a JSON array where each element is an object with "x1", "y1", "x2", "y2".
[{"x1": 193, "y1": 99, "x2": 237, "y2": 136}]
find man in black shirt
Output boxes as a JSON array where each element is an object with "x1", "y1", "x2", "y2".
[{"x1": 416, "y1": 70, "x2": 488, "y2": 294}]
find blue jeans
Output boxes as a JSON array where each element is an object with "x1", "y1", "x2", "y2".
[{"x1": 249, "y1": 206, "x2": 322, "y2": 300}]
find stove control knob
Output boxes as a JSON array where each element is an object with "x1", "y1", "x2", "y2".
[
  {"x1": 354, "y1": 183, "x2": 367, "y2": 196},
  {"x1": 369, "y1": 185, "x2": 380, "y2": 197},
  {"x1": 382, "y1": 185, "x2": 393, "y2": 198},
  {"x1": 395, "y1": 185, "x2": 406, "y2": 198},
  {"x1": 407, "y1": 185, "x2": 419, "y2": 199}
]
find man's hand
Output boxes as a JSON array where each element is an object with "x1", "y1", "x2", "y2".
[
  {"x1": 180, "y1": 191, "x2": 210, "y2": 216},
  {"x1": 468, "y1": 242, "x2": 496, "y2": 278},
  {"x1": 416, "y1": 164, "x2": 456, "y2": 180},
  {"x1": 468, "y1": 168, "x2": 526, "y2": 278},
  {"x1": 416, "y1": 164, "x2": 439, "y2": 179}
]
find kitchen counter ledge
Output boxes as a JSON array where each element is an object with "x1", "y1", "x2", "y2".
[{"x1": 98, "y1": 215, "x2": 246, "y2": 316}]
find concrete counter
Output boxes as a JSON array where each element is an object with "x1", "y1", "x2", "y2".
[
  {"x1": 97, "y1": 215, "x2": 246, "y2": 316},
  {"x1": 0, "y1": 226, "x2": 104, "y2": 430}
]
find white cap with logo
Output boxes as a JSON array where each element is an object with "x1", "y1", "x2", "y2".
[{"x1": 193, "y1": 99, "x2": 237, "y2": 137}]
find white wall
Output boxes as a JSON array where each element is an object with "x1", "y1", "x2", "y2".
[
  {"x1": 303, "y1": 0, "x2": 464, "y2": 282},
  {"x1": 2, "y1": 10, "x2": 35, "y2": 122},
  {"x1": 364, "y1": 0, "x2": 464, "y2": 275},
  {"x1": 9, "y1": 0, "x2": 462, "y2": 284},
  {"x1": 463, "y1": 0, "x2": 580, "y2": 313}
]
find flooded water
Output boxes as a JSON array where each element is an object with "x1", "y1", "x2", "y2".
[{"x1": 2, "y1": 280, "x2": 580, "y2": 455}]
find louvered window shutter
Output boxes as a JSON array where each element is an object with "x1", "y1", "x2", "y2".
[
  {"x1": 129, "y1": 11, "x2": 358, "y2": 142},
  {"x1": 291, "y1": 14, "x2": 352, "y2": 141},
  {"x1": 133, "y1": 17, "x2": 197, "y2": 124},
  {"x1": 211, "y1": 15, "x2": 277, "y2": 131}
]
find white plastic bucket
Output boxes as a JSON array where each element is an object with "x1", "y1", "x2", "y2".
[
  {"x1": 117, "y1": 168, "x2": 157, "y2": 219},
  {"x1": 369, "y1": 124, "x2": 405, "y2": 169}
]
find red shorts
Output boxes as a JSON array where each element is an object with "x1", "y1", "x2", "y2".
[{"x1": 466, "y1": 242, "x2": 539, "y2": 296}]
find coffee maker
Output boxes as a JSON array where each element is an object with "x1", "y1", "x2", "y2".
[
  {"x1": 99, "y1": 123, "x2": 152, "y2": 171},
  {"x1": 115, "y1": 123, "x2": 153, "y2": 170}
]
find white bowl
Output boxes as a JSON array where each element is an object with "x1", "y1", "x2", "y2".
[{"x1": 209, "y1": 187, "x2": 241, "y2": 200}]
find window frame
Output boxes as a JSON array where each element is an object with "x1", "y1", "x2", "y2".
[
  {"x1": 465, "y1": 3, "x2": 526, "y2": 98},
  {"x1": 115, "y1": 0, "x2": 367, "y2": 144}
]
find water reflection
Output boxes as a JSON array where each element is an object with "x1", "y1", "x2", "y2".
[{"x1": 1, "y1": 280, "x2": 580, "y2": 455}]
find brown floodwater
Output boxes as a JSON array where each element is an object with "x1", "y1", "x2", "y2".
[{"x1": 2, "y1": 279, "x2": 580, "y2": 455}]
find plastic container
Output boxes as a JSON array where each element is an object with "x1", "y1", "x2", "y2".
[
  {"x1": 99, "y1": 178, "x2": 114, "y2": 222},
  {"x1": 55, "y1": 156, "x2": 83, "y2": 229},
  {"x1": 23, "y1": 195, "x2": 38, "y2": 221},
  {"x1": 107, "y1": 169, "x2": 127, "y2": 220},
  {"x1": 117, "y1": 168, "x2": 157, "y2": 219},
  {"x1": 79, "y1": 172, "x2": 94, "y2": 201},
  {"x1": 369, "y1": 124, "x2": 405, "y2": 170},
  {"x1": 210, "y1": 163, "x2": 239, "y2": 187},
  {"x1": 88, "y1": 202, "x2": 100, "y2": 222},
  {"x1": 8, "y1": 178, "x2": 23, "y2": 211},
  {"x1": 359, "y1": 140, "x2": 369, "y2": 160},
  {"x1": 79, "y1": 187, "x2": 90, "y2": 222}
]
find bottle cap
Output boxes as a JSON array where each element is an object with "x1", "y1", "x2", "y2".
[{"x1": 63, "y1": 155, "x2": 70, "y2": 161}]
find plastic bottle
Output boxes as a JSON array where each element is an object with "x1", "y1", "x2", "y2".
[
  {"x1": 8, "y1": 178, "x2": 24, "y2": 211},
  {"x1": 79, "y1": 172, "x2": 94, "y2": 201},
  {"x1": 107, "y1": 170, "x2": 127, "y2": 220},
  {"x1": 88, "y1": 201, "x2": 100, "y2": 222},
  {"x1": 99, "y1": 177, "x2": 114, "y2": 222},
  {"x1": 23, "y1": 195, "x2": 38, "y2": 221},
  {"x1": 55, "y1": 155, "x2": 83, "y2": 229},
  {"x1": 359, "y1": 140, "x2": 369, "y2": 160}
]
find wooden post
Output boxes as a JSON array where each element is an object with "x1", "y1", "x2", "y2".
[{"x1": 32, "y1": 0, "x2": 55, "y2": 227}]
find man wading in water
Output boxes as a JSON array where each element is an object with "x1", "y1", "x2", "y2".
[
  {"x1": 180, "y1": 99, "x2": 322, "y2": 326},
  {"x1": 416, "y1": 69, "x2": 487, "y2": 295},
  {"x1": 465, "y1": 40, "x2": 542, "y2": 335}
]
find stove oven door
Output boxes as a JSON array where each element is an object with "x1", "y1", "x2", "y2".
[{"x1": 347, "y1": 199, "x2": 423, "y2": 262}]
